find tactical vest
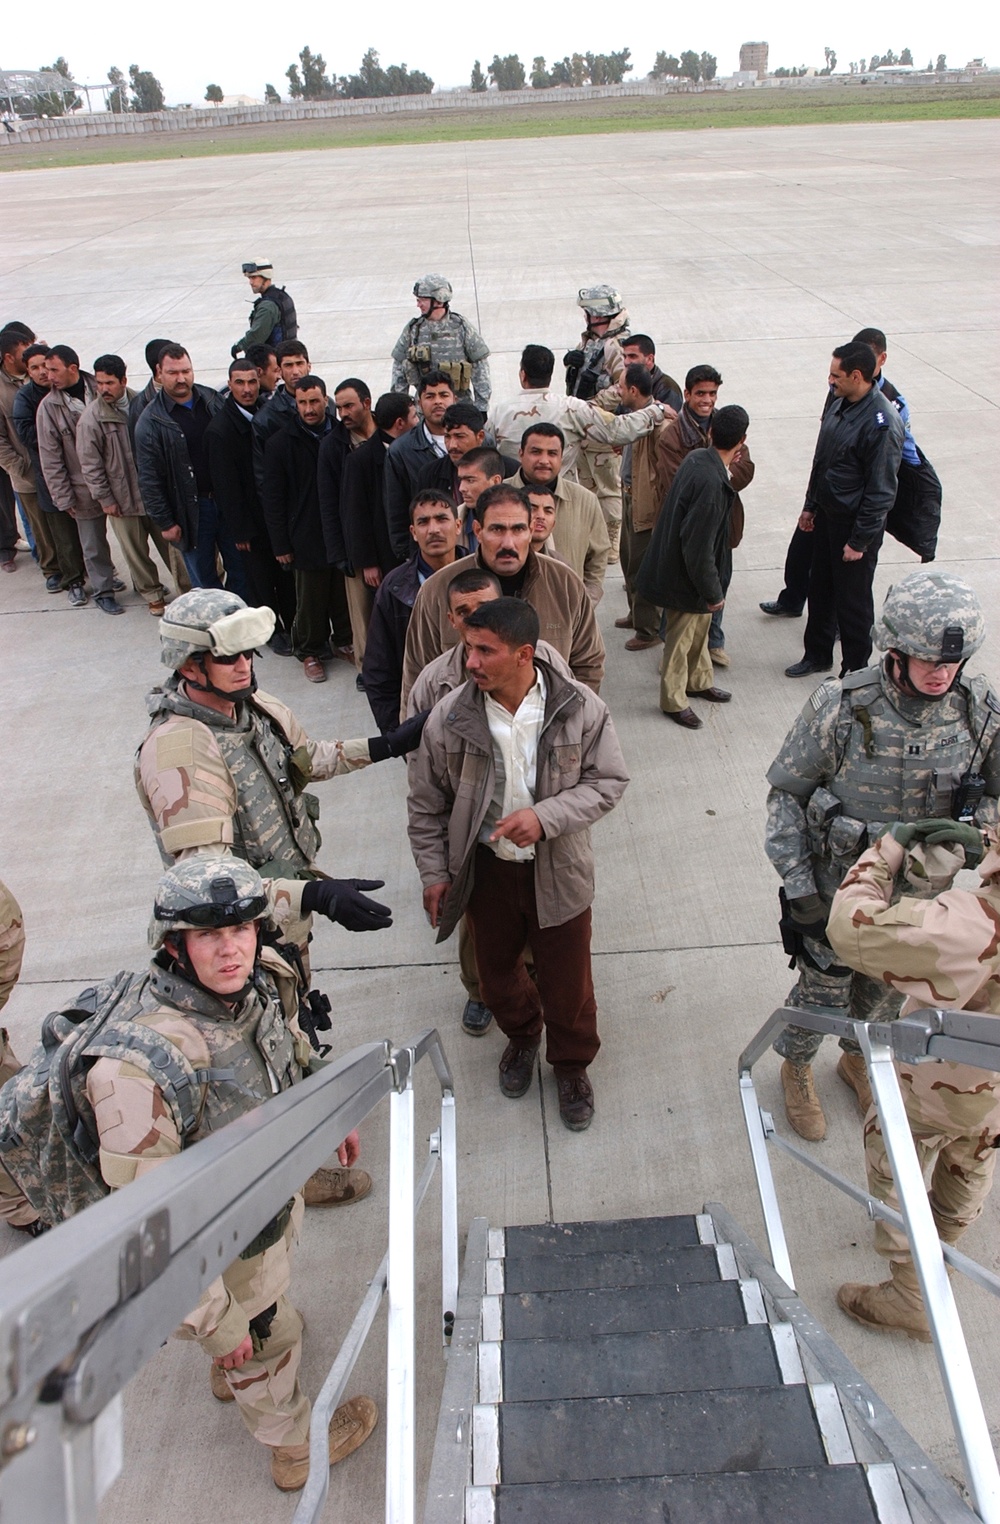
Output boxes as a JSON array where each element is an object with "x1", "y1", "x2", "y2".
[
  {"x1": 405, "y1": 313, "x2": 478, "y2": 395},
  {"x1": 567, "y1": 322, "x2": 630, "y2": 400},
  {"x1": 254, "y1": 285, "x2": 297, "y2": 344},
  {"x1": 141, "y1": 686, "x2": 320, "y2": 876},
  {"x1": 827, "y1": 667, "x2": 998, "y2": 830}
]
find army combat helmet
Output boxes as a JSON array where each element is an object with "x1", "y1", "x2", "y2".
[
  {"x1": 150, "y1": 857, "x2": 269, "y2": 951},
  {"x1": 577, "y1": 284, "x2": 624, "y2": 319},
  {"x1": 159, "y1": 589, "x2": 275, "y2": 699},
  {"x1": 413, "y1": 275, "x2": 453, "y2": 308},
  {"x1": 873, "y1": 570, "x2": 985, "y2": 695}
]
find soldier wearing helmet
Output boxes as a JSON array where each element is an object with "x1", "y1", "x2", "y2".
[
  {"x1": 232, "y1": 260, "x2": 298, "y2": 359},
  {"x1": 564, "y1": 286, "x2": 632, "y2": 559},
  {"x1": 764, "y1": 571, "x2": 1000, "y2": 1141},
  {"x1": 85, "y1": 859, "x2": 379, "y2": 1491},
  {"x1": 391, "y1": 276, "x2": 491, "y2": 408},
  {"x1": 135, "y1": 589, "x2": 428, "y2": 963}
]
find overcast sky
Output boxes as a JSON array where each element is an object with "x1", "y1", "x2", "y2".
[{"x1": 3, "y1": 0, "x2": 995, "y2": 105}]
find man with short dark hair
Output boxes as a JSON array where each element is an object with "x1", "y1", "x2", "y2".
[
  {"x1": 402, "y1": 483, "x2": 605, "y2": 705},
  {"x1": 78, "y1": 353, "x2": 182, "y2": 616},
  {"x1": 205, "y1": 359, "x2": 295, "y2": 652},
  {"x1": 616, "y1": 335, "x2": 682, "y2": 410},
  {"x1": 12, "y1": 343, "x2": 89, "y2": 601},
  {"x1": 638, "y1": 405, "x2": 751, "y2": 728},
  {"x1": 247, "y1": 344, "x2": 280, "y2": 400},
  {"x1": 316, "y1": 379, "x2": 378, "y2": 678},
  {"x1": 135, "y1": 345, "x2": 247, "y2": 600},
  {"x1": 408, "y1": 596, "x2": 629, "y2": 1131},
  {"x1": 385, "y1": 371, "x2": 456, "y2": 560},
  {"x1": 653, "y1": 363, "x2": 755, "y2": 666},
  {"x1": 786, "y1": 342, "x2": 905, "y2": 679},
  {"x1": 505, "y1": 422, "x2": 610, "y2": 603},
  {"x1": 418, "y1": 401, "x2": 486, "y2": 504},
  {"x1": 128, "y1": 338, "x2": 175, "y2": 446},
  {"x1": 362, "y1": 489, "x2": 466, "y2": 732},
  {"x1": 262, "y1": 375, "x2": 347, "y2": 683},
  {"x1": 455, "y1": 445, "x2": 505, "y2": 525},
  {"x1": 615, "y1": 362, "x2": 677, "y2": 649},
  {"x1": 0, "y1": 324, "x2": 60, "y2": 583},
  {"x1": 252, "y1": 340, "x2": 313, "y2": 494},
  {"x1": 339, "y1": 392, "x2": 416, "y2": 666},
  {"x1": 37, "y1": 345, "x2": 125, "y2": 614}
]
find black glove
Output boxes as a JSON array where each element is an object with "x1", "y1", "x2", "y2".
[
  {"x1": 367, "y1": 710, "x2": 430, "y2": 763},
  {"x1": 788, "y1": 892, "x2": 827, "y2": 938},
  {"x1": 301, "y1": 877, "x2": 392, "y2": 932},
  {"x1": 891, "y1": 819, "x2": 985, "y2": 869},
  {"x1": 230, "y1": 344, "x2": 240, "y2": 360},
  {"x1": 563, "y1": 349, "x2": 585, "y2": 370}
]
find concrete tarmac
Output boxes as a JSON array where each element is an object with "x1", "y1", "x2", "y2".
[{"x1": 2, "y1": 119, "x2": 999, "y2": 1518}]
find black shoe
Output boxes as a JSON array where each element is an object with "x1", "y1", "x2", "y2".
[
  {"x1": 785, "y1": 659, "x2": 832, "y2": 678},
  {"x1": 95, "y1": 594, "x2": 126, "y2": 615},
  {"x1": 111, "y1": 576, "x2": 126, "y2": 592},
  {"x1": 67, "y1": 583, "x2": 88, "y2": 607},
  {"x1": 667, "y1": 707, "x2": 702, "y2": 729},
  {"x1": 498, "y1": 1041, "x2": 539, "y2": 1098},
  {"x1": 557, "y1": 1074, "x2": 595, "y2": 1131},
  {"x1": 760, "y1": 600, "x2": 803, "y2": 617},
  {"x1": 268, "y1": 629, "x2": 293, "y2": 656},
  {"x1": 461, "y1": 999, "x2": 494, "y2": 1036},
  {"x1": 687, "y1": 686, "x2": 731, "y2": 703},
  {"x1": 45, "y1": 573, "x2": 63, "y2": 593},
  {"x1": 355, "y1": 673, "x2": 366, "y2": 692}
]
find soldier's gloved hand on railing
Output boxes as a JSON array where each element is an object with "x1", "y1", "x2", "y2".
[
  {"x1": 366, "y1": 710, "x2": 430, "y2": 763},
  {"x1": 890, "y1": 819, "x2": 985, "y2": 869},
  {"x1": 787, "y1": 892, "x2": 828, "y2": 937},
  {"x1": 301, "y1": 878, "x2": 393, "y2": 932}
]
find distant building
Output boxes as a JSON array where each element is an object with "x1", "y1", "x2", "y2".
[
  {"x1": 739, "y1": 42, "x2": 769, "y2": 79},
  {"x1": 221, "y1": 94, "x2": 263, "y2": 107}
]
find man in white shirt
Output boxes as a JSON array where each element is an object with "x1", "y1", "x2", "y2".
[{"x1": 408, "y1": 597, "x2": 628, "y2": 1131}]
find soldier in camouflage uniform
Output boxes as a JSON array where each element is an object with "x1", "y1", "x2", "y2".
[
  {"x1": 86, "y1": 859, "x2": 378, "y2": 1490},
  {"x1": 765, "y1": 571, "x2": 1000, "y2": 1141},
  {"x1": 391, "y1": 276, "x2": 491, "y2": 409},
  {"x1": 827, "y1": 822, "x2": 1000, "y2": 1341},
  {"x1": 0, "y1": 881, "x2": 24, "y2": 1024},
  {"x1": 564, "y1": 285, "x2": 631, "y2": 559}
]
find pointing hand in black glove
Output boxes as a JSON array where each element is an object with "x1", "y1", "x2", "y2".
[
  {"x1": 367, "y1": 710, "x2": 430, "y2": 763},
  {"x1": 301, "y1": 877, "x2": 392, "y2": 932}
]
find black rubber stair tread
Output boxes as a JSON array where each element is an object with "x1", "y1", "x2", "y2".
[
  {"x1": 492, "y1": 1464, "x2": 880, "y2": 1522},
  {"x1": 502, "y1": 1215, "x2": 701, "y2": 1257},
  {"x1": 499, "y1": 1325, "x2": 782, "y2": 1402},
  {"x1": 501, "y1": 1280, "x2": 748, "y2": 1340},
  {"x1": 497, "y1": 1386, "x2": 827, "y2": 1483},
  {"x1": 502, "y1": 1244, "x2": 721, "y2": 1294}
]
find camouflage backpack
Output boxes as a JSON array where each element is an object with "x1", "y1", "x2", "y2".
[{"x1": 0, "y1": 971, "x2": 213, "y2": 1227}]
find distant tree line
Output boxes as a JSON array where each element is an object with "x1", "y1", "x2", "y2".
[{"x1": 284, "y1": 46, "x2": 433, "y2": 100}]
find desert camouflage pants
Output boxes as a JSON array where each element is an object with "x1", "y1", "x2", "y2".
[
  {"x1": 865, "y1": 1071, "x2": 1000, "y2": 1263},
  {"x1": 575, "y1": 449, "x2": 622, "y2": 530},
  {"x1": 773, "y1": 950, "x2": 902, "y2": 1065},
  {"x1": 214, "y1": 1294, "x2": 311, "y2": 1448}
]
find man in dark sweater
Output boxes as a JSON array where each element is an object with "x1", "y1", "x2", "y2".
[
  {"x1": 637, "y1": 406, "x2": 750, "y2": 729},
  {"x1": 339, "y1": 392, "x2": 415, "y2": 668}
]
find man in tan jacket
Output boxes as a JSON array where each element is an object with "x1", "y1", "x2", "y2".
[
  {"x1": 615, "y1": 363, "x2": 678, "y2": 650},
  {"x1": 408, "y1": 597, "x2": 628, "y2": 1130},
  {"x1": 504, "y1": 422, "x2": 609, "y2": 604},
  {"x1": 78, "y1": 354, "x2": 187, "y2": 615},
  {"x1": 401, "y1": 483, "x2": 605, "y2": 707}
]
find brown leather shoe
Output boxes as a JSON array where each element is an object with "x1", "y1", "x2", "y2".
[
  {"x1": 687, "y1": 686, "x2": 731, "y2": 702},
  {"x1": 271, "y1": 1396, "x2": 379, "y2": 1491},
  {"x1": 303, "y1": 656, "x2": 327, "y2": 682},
  {"x1": 557, "y1": 1074, "x2": 594, "y2": 1131},
  {"x1": 148, "y1": 599, "x2": 166, "y2": 616},
  {"x1": 302, "y1": 1166, "x2": 372, "y2": 1208},
  {"x1": 668, "y1": 707, "x2": 702, "y2": 729},
  {"x1": 614, "y1": 615, "x2": 634, "y2": 629},
  {"x1": 624, "y1": 635, "x2": 659, "y2": 651},
  {"x1": 332, "y1": 643, "x2": 355, "y2": 665},
  {"x1": 498, "y1": 1040, "x2": 539, "y2": 1098}
]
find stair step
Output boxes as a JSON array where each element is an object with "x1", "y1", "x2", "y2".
[
  {"x1": 489, "y1": 1386, "x2": 832, "y2": 1484},
  {"x1": 498, "y1": 1214, "x2": 705, "y2": 1259},
  {"x1": 495, "y1": 1279, "x2": 751, "y2": 1340},
  {"x1": 497, "y1": 1243, "x2": 723, "y2": 1295},
  {"x1": 473, "y1": 1463, "x2": 888, "y2": 1523},
  {"x1": 490, "y1": 1324, "x2": 791, "y2": 1403}
]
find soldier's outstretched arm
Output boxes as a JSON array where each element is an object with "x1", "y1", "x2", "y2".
[{"x1": 578, "y1": 401, "x2": 668, "y2": 450}]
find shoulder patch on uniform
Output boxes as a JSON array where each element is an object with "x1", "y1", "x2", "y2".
[
  {"x1": 874, "y1": 410, "x2": 889, "y2": 428},
  {"x1": 987, "y1": 690, "x2": 1000, "y2": 716},
  {"x1": 809, "y1": 679, "x2": 839, "y2": 712}
]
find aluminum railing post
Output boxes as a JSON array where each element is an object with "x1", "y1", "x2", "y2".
[
  {"x1": 440, "y1": 1092, "x2": 459, "y2": 1342},
  {"x1": 386, "y1": 1049, "x2": 416, "y2": 1524},
  {"x1": 859, "y1": 1026, "x2": 1000, "y2": 1524}
]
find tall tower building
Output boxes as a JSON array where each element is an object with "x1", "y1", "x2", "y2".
[{"x1": 739, "y1": 42, "x2": 769, "y2": 79}]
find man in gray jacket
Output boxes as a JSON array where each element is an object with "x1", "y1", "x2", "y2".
[{"x1": 407, "y1": 598, "x2": 628, "y2": 1131}]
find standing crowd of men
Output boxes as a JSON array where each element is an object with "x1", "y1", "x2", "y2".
[{"x1": 0, "y1": 260, "x2": 996, "y2": 1490}]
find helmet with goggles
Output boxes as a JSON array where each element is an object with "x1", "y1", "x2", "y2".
[{"x1": 149, "y1": 858, "x2": 269, "y2": 951}]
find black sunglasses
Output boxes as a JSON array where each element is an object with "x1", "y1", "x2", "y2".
[
  {"x1": 210, "y1": 649, "x2": 256, "y2": 665},
  {"x1": 154, "y1": 894, "x2": 268, "y2": 927}
]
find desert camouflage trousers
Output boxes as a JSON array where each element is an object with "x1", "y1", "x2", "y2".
[
  {"x1": 214, "y1": 1294, "x2": 311, "y2": 1448},
  {"x1": 864, "y1": 1061, "x2": 1000, "y2": 1263},
  {"x1": 773, "y1": 946, "x2": 902, "y2": 1065},
  {"x1": 575, "y1": 449, "x2": 622, "y2": 530}
]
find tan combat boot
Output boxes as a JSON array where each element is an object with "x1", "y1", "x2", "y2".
[
  {"x1": 210, "y1": 1363, "x2": 235, "y2": 1402},
  {"x1": 837, "y1": 1052, "x2": 873, "y2": 1116},
  {"x1": 271, "y1": 1396, "x2": 379, "y2": 1491},
  {"x1": 302, "y1": 1167, "x2": 373, "y2": 1208},
  {"x1": 606, "y1": 520, "x2": 621, "y2": 564},
  {"x1": 780, "y1": 1060, "x2": 826, "y2": 1141},
  {"x1": 836, "y1": 1260, "x2": 931, "y2": 1343}
]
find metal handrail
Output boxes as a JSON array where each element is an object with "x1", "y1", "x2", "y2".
[
  {"x1": 739, "y1": 1005, "x2": 1000, "y2": 1524},
  {"x1": 0, "y1": 1030, "x2": 458, "y2": 1524}
]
